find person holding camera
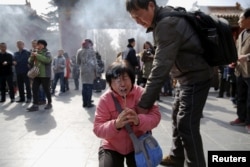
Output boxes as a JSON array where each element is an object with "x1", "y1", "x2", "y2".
[
  {"x1": 140, "y1": 41, "x2": 154, "y2": 88},
  {"x1": 27, "y1": 39, "x2": 52, "y2": 112}
]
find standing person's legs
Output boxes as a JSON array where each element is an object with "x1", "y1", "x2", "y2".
[
  {"x1": 166, "y1": 81, "x2": 210, "y2": 167},
  {"x1": 32, "y1": 78, "x2": 40, "y2": 105},
  {"x1": 0, "y1": 76, "x2": 6, "y2": 101},
  {"x1": 164, "y1": 88, "x2": 185, "y2": 167},
  {"x1": 64, "y1": 77, "x2": 69, "y2": 91},
  {"x1": 39, "y1": 86, "x2": 46, "y2": 103},
  {"x1": 86, "y1": 84, "x2": 93, "y2": 107},
  {"x1": 236, "y1": 76, "x2": 247, "y2": 122},
  {"x1": 244, "y1": 78, "x2": 250, "y2": 126},
  {"x1": 82, "y1": 83, "x2": 87, "y2": 107},
  {"x1": 17, "y1": 74, "x2": 25, "y2": 101},
  {"x1": 6, "y1": 75, "x2": 15, "y2": 101},
  {"x1": 24, "y1": 74, "x2": 32, "y2": 102},
  {"x1": 27, "y1": 77, "x2": 40, "y2": 111},
  {"x1": 52, "y1": 73, "x2": 59, "y2": 94},
  {"x1": 74, "y1": 77, "x2": 79, "y2": 90},
  {"x1": 41, "y1": 78, "x2": 52, "y2": 105},
  {"x1": 59, "y1": 72, "x2": 65, "y2": 92},
  {"x1": 178, "y1": 81, "x2": 210, "y2": 167}
]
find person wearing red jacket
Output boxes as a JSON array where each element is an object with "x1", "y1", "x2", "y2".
[{"x1": 93, "y1": 61, "x2": 161, "y2": 167}]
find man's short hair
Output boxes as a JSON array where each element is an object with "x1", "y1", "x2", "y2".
[
  {"x1": 126, "y1": 0, "x2": 156, "y2": 12},
  {"x1": 243, "y1": 8, "x2": 250, "y2": 18},
  {"x1": 128, "y1": 38, "x2": 135, "y2": 44}
]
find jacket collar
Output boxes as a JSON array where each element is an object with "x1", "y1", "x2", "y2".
[
  {"x1": 146, "y1": 6, "x2": 161, "y2": 33},
  {"x1": 146, "y1": 6, "x2": 173, "y2": 33}
]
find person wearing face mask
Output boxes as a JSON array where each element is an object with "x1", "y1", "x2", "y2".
[{"x1": 93, "y1": 61, "x2": 161, "y2": 167}]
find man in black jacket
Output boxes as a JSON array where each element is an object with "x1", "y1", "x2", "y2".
[
  {"x1": 0, "y1": 43, "x2": 15, "y2": 103},
  {"x1": 122, "y1": 38, "x2": 139, "y2": 71},
  {"x1": 126, "y1": 1, "x2": 213, "y2": 167}
]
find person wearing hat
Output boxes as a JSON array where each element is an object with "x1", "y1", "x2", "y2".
[
  {"x1": 122, "y1": 38, "x2": 139, "y2": 71},
  {"x1": 27, "y1": 39, "x2": 53, "y2": 112}
]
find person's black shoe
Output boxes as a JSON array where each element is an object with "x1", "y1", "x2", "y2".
[
  {"x1": 27, "y1": 105, "x2": 39, "y2": 112},
  {"x1": 83, "y1": 103, "x2": 87, "y2": 108},
  {"x1": 44, "y1": 103, "x2": 52, "y2": 110},
  {"x1": 0, "y1": 100, "x2": 5, "y2": 103},
  {"x1": 10, "y1": 99, "x2": 15, "y2": 103},
  {"x1": 87, "y1": 104, "x2": 94, "y2": 108},
  {"x1": 16, "y1": 99, "x2": 25, "y2": 103}
]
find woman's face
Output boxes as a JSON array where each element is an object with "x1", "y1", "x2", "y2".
[
  {"x1": 144, "y1": 43, "x2": 150, "y2": 49},
  {"x1": 111, "y1": 73, "x2": 132, "y2": 97}
]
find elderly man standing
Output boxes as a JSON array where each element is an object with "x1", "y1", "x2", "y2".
[
  {"x1": 51, "y1": 49, "x2": 66, "y2": 95},
  {"x1": 0, "y1": 43, "x2": 15, "y2": 103},
  {"x1": 230, "y1": 8, "x2": 250, "y2": 133},
  {"x1": 13, "y1": 40, "x2": 32, "y2": 103},
  {"x1": 76, "y1": 39, "x2": 97, "y2": 108}
]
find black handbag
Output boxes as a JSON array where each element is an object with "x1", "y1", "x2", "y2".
[{"x1": 93, "y1": 78, "x2": 106, "y2": 90}]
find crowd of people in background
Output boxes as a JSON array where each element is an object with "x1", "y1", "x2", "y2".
[{"x1": 0, "y1": 37, "x2": 240, "y2": 111}]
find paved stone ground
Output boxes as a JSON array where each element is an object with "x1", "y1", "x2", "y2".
[{"x1": 0, "y1": 80, "x2": 249, "y2": 167}]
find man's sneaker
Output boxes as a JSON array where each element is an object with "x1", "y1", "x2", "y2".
[
  {"x1": 230, "y1": 118, "x2": 246, "y2": 126},
  {"x1": 44, "y1": 103, "x2": 52, "y2": 110},
  {"x1": 27, "y1": 105, "x2": 39, "y2": 112},
  {"x1": 160, "y1": 155, "x2": 177, "y2": 166},
  {"x1": 245, "y1": 125, "x2": 250, "y2": 134}
]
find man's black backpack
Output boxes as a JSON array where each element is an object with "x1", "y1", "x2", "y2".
[{"x1": 158, "y1": 7, "x2": 238, "y2": 66}]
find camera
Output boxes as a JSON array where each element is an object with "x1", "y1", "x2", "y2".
[{"x1": 146, "y1": 48, "x2": 152, "y2": 55}]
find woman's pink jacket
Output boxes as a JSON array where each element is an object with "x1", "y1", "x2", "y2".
[{"x1": 93, "y1": 85, "x2": 161, "y2": 155}]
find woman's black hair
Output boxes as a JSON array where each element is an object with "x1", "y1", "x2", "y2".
[
  {"x1": 126, "y1": 0, "x2": 156, "y2": 12},
  {"x1": 105, "y1": 61, "x2": 135, "y2": 87},
  {"x1": 143, "y1": 41, "x2": 155, "y2": 54}
]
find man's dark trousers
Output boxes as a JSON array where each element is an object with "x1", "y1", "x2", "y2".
[{"x1": 169, "y1": 79, "x2": 211, "y2": 167}]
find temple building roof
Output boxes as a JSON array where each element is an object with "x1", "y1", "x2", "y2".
[{"x1": 199, "y1": 2, "x2": 243, "y2": 27}]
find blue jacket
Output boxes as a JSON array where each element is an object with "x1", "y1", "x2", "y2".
[{"x1": 14, "y1": 49, "x2": 31, "y2": 74}]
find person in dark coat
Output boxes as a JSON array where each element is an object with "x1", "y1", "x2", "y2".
[
  {"x1": 126, "y1": 1, "x2": 213, "y2": 166},
  {"x1": 0, "y1": 43, "x2": 15, "y2": 103},
  {"x1": 13, "y1": 41, "x2": 32, "y2": 103},
  {"x1": 122, "y1": 38, "x2": 139, "y2": 71}
]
